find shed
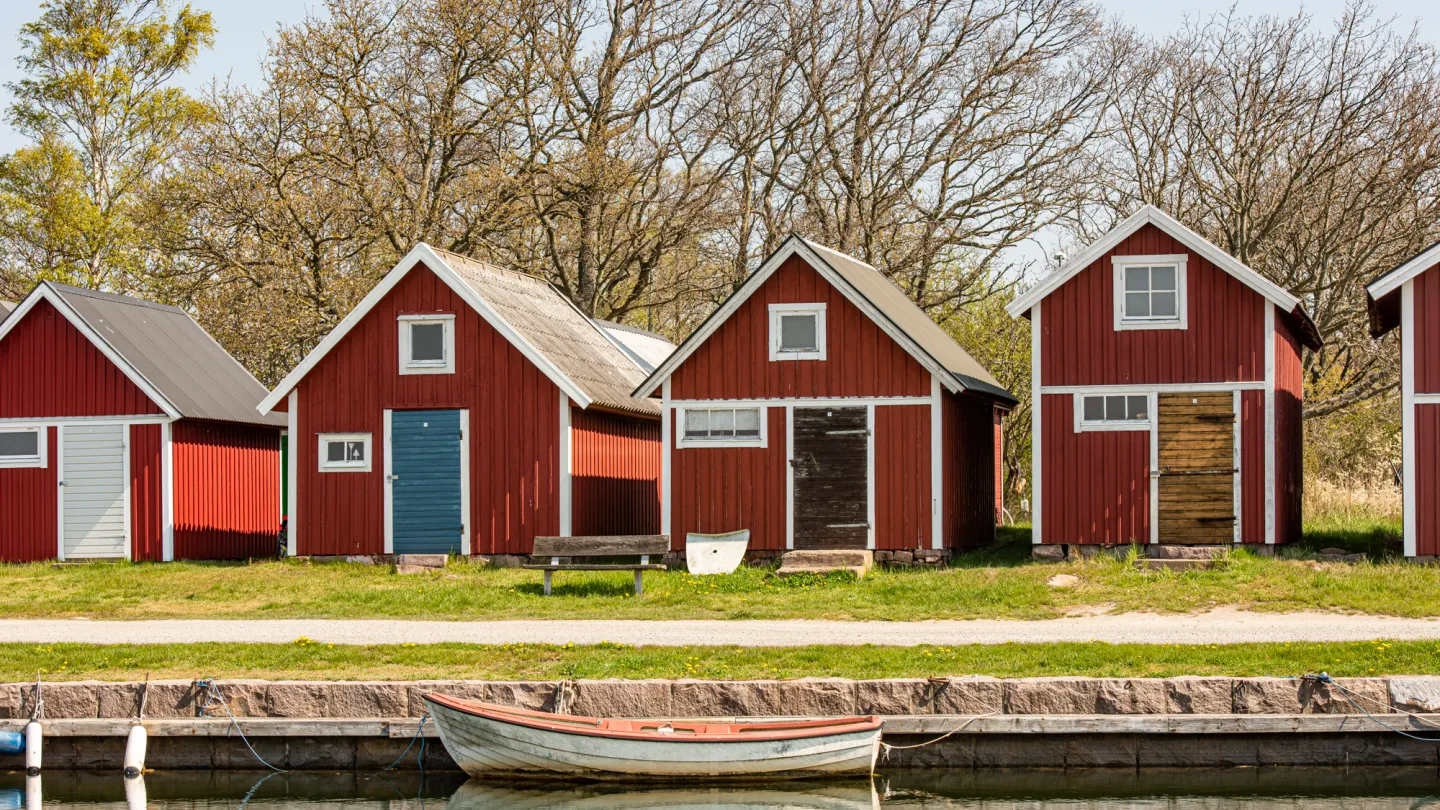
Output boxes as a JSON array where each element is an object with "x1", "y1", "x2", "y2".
[
  {"x1": 0, "y1": 283, "x2": 285, "y2": 561},
  {"x1": 1007, "y1": 206, "x2": 1321, "y2": 549},
  {"x1": 632, "y1": 235, "x2": 1015, "y2": 556},
  {"x1": 257, "y1": 244, "x2": 670, "y2": 557},
  {"x1": 1366, "y1": 241, "x2": 1440, "y2": 559}
]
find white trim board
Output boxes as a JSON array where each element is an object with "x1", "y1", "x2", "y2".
[
  {"x1": 258, "y1": 243, "x2": 593, "y2": 414},
  {"x1": 286, "y1": 392, "x2": 298, "y2": 556},
  {"x1": 559, "y1": 394, "x2": 573, "y2": 537},
  {"x1": 1264, "y1": 303, "x2": 1277, "y2": 545},
  {"x1": 383, "y1": 410, "x2": 394, "y2": 555},
  {"x1": 1403, "y1": 281, "x2": 1417, "y2": 557},
  {"x1": 459, "y1": 408, "x2": 471, "y2": 556},
  {"x1": 1006, "y1": 205, "x2": 1303, "y2": 320},
  {"x1": 660, "y1": 378, "x2": 672, "y2": 538},
  {"x1": 669, "y1": 396, "x2": 931, "y2": 407},
  {"x1": 1030, "y1": 300, "x2": 1042, "y2": 545},
  {"x1": 0, "y1": 415, "x2": 172, "y2": 425},
  {"x1": 1040, "y1": 382, "x2": 1264, "y2": 395},
  {"x1": 161, "y1": 421, "x2": 174, "y2": 562},
  {"x1": 1369, "y1": 241, "x2": 1440, "y2": 302},
  {"x1": 930, "y1": 374, "x2": 944, "y2": 550}
]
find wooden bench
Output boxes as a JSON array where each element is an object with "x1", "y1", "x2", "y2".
[{"x1": 524, "y1": 535, "x2": 669, "y2": 596}]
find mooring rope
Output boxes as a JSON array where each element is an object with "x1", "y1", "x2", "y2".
[
  {"x1": 378, "y1": 714, "x2": 430, "y2": 773},
  {"x1": 1304, "y1": 672, "x2": 1440, "y2": 742},
  {"x1": 196, "y1": 679, "x2": 288, "y2": 772},
  {"x1": 879, "y1": 711, "x2": 998, "y2": 758}
]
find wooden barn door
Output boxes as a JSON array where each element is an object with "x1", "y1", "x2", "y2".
[
  {"x1": 1156, "y1": 392, "x2": 1236, "y2": 543},
  {"x1": 791, "y1": 407, "x2": 869, "y2": 549}
]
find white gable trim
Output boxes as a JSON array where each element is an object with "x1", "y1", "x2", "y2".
[
  {"x1": 0, "y1": 284, "x2": 183, "y2": 419},
  {"x1": 632, "y1": 236, "x2": 965, "y2": 399},
  {"x1": 1006, "y1": 206, "x2": 1302, "y2": 319},
  {"x1": 258, "y1": 243, "x2": 592, "y2": 414},
  {"x1": 1368, "y1": 241, "x2": 1440, "y2": 302}
]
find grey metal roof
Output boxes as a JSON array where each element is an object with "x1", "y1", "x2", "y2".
[
  {"x1": 595, "y1": 319, "x2": 675, "y2": 374},
  {"x1": 0, "y1": 301, "x2": 14, "y2": 315},
  {"x1": 430, "y1": 250, "x2": 660, "y2": 417},
  {"x1": 46, "y1": 283, "x2": 285, "y2": 427}
]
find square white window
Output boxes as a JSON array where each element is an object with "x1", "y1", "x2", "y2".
[
  {"x1": 1114, "y1": 255, "x2": 1187, "y2": 330},
  {"x1": 0, "y1": 426, "x2": 45, "y2": 468},
  {"x1": 318, "y1": 433, "x2": 372, "y2": 472},
  {"x1": 768, "y1": 303, "x2": 826, "y2": 360},
  {"x1": 678, "y1": 407, "x2": 766, "y2": 447},
  {"x1": 398, "y1": 314, "x2": 455, "y2": 375},
  {"x1": 1076, "y1": 394, "x2": 1150, "y2": 431}
]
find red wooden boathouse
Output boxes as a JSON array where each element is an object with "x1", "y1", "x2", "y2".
[
  {"x1": 632, "y1": 236, "x2": 1015, "y2": 554},
  {"x1": 1367, "y1": 242, "x2": 1440, "y2": 559},
  {"x1": 1007, "y1": 206, "x2": 1321, "y2": 549},
  {"x1": 257, "y1": 244, "x2": 668, "y2": 557},
  {"x1": 0, "y1": 283, "x2": 284, "y2": 561}
]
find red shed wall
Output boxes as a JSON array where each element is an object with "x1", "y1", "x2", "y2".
[
  {"x1": 1274, "y1": 316, "x2": 1305, "y2": 545},
  {"x1": 292, "y1": 263, "x2": 560, "y2": 556},
  {"x1": 670, "y1": 256, "x2": 930, "y2": 400},
  {"x1": 1041, "y1": 224, "x2": 1266, "y2": 387},
  {"x1": 0, "y1": 300, "x2": 164, "y2": 418},
  {"x1": 130, "y1": 423, "x2": 164, "y2": 561},
  {"x1": 874, "y1": 404, "x2": 931, "y2": 550},
  {"x1": 1417, "y1": 405, "x2": 1440, "y2": 556},
  {"x1": 173, "y1": 419, "x2": 281, "y2": 559},
  {"x1": 1241, "y1": 389, "x2": 1265, "y2": 544},
  {"x1": 670, "y1": 408, "x2": 788, "y2": 551},
  {"x1": 570, "y1": 405, "x2": 661, "y2": 536},
  {"x1": 994, "y1": 410, "x2": 1004, "y2": 524},
  {"x1": 943, "y1": 393, "x2": 999, "y2": 549},
  {"x1": 1415, "y1": 266, "x2": 1440, "y2": 393},
  {"x1": 0, "y1": 426, "x2": 57, "y2": 562},
  {"x1": 1040, "y1": 393, "x2": 1150, "y2": 544}
]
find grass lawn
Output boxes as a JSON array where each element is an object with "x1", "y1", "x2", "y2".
[
  {"x1": 8, "y1": 638, "x2": 1436, "y2": 681},
  {"x1": 0, "y1": 523, "x2": 1429, "y2": 621}
]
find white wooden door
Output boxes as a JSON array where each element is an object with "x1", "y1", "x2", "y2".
[{"x1": 60, "y1": 423, "x2": 128, "y2": 559}]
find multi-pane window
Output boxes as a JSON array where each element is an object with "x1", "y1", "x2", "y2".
[
  {"x1": 1113, "y1": 255, "x2": 1187, "y2": 330},
  {"x1": 679, "y1": 407, "x2": 765, "y2": 447},
  {"x1": 768, "y1": 304, "x2": 826, "y2": 360},
  {"x1": 0, "y1": 427, "x2": 43, "y2": 467},
  {"x1": 1077, "y1": 394, "x2": 1150, "y2": 431},
  {"x1": 398, "y1": 315, "x2": 455, "y2": 374},
  {"x1": 318, "y1": 433, "x2": 372, "y2": 472}
]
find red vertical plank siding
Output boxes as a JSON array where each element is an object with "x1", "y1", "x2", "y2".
[
  {"x1": 873, "y1": 404, "x2": 930, "y2": 550},
  {"x1": 670, "y1": 407, "x2": 788, "y2": 551},
  {"x1": 1240, "y1": 390, "x2": 1265, "y2": 543},
  {"x1": 670, "y1": 256, "x2": 929, "y2": 400},
  {"x1": 1417, "y1": 405, "x2": 1440, "y2": 556},
  {"x1": 0, "y1": 426, "x2": 58, "y2": 562},
  {"x1": 1414, "y1": 266, "x2": 1440, "y2": 393},
  {"x1": 292, "y1": 263, "x2": 561, "y2": 556},
  {"x1": 994, "y1": 409, "x2": 1004, "y2": 524},
  {"x1": 1041, "y1": 393, "x2": 1149, "y2": 544},
  {"x1": 129, "y1": 423, "x2": 164, "y2": 561},
  {"x1": 570, "y1": 405, "x2": 661, "y2": 536},
  {"x1": 1273, "y1": 316, "x2": 1305, "y2": 546},
  {"x1": 0, "y1": 300, "x2": 164, "y2": 418},
  {"x1": 1040, "y1": 224, "x2": 1265, "y2": 387},
  {"x1": 942, "y1": 393, "x2": 1000, "y2": 549},
  {"x1": 172, "y1": 420, "x2": 280, "y2": 559}
]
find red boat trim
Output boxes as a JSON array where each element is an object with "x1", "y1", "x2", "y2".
[{"x1": 423, "y1": 693, "x2": 882, "y2": 743}]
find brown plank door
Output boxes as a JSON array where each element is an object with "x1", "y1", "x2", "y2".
[
  {"x1": 791, "y1": 407, "x2": 869, "y2": 549},
  {"x1": 1156, "y1": 392, "x2": 1236, "y2": 543}
]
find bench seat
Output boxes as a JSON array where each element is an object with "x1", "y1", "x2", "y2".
[
  {"x1": 526, "y1": 535, "x2": 670, "y2": 595},
  {"x1": 521, "y1": 564, "x2": 668, "y2": 571}
]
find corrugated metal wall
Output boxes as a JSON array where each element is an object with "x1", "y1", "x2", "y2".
[
  {"x1": 0, "y1": 300, "x2": 165, "y2": 418},
  {"x1": 130, "y1": 423, "x2": 164, "y2": 561},
  {"x1": 1041, "y1": 393, "x2": 1150, "y2": 544},
  {"x1": 570, "y1": 405, "x2": 661, "y2": 536},
  {"x1": 873, "y1": 404, "x2": 931, "y2": 549},
  {"x1": 670, "y1": 408, "x2": 788, "y2": 551},
  {"x1": 1041, "y1": 224, "x2": 1266, "y2": 387},
  {"x1": 293, "y1": 263, "x2": 560, "y2": 556},
  {"x1": 173, "y1": 419, "x2": 281, "y2": 559},
  {"x1": 943, "y1": 393, "x2": 999, "y2": 549},
  {"x1": 0, "y1": 426, "x2": 57, "y2": 561},
  {"x1": 1241, "y1": 390, "x2": 1265, "y2": 543},
  {"x1": 670, "y1": 256, "x2": 930, "y2": 400},
  {"x1": 1274, "y1": 315, "x2": 1305, "y2": 545}
]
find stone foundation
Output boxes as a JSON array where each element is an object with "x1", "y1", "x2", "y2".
[{"x1": 875, "y1": 549, "x2": 952, "y2": 568}]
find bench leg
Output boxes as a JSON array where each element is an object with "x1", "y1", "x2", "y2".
[
  {"x1": 544, "y1": 570, "x2": 552, "y2": 597},
  {"x1": 634, "y1": 569, "x2": 643, "y2": 596}
]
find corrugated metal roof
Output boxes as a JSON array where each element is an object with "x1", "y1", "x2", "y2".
[
  {"x1": 595, "y1": 319, "x2": 675, "y2": 374},
  {"x1": 47, "y1": 283, "x2": 285, "y2": 427},
  {"x1": 430, "y1": 250, "x2": 661, "y2": 417}
]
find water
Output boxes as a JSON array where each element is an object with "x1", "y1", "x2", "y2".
[{"x1": 2, "y1": 769, "x2": 1438, "y2": 809}]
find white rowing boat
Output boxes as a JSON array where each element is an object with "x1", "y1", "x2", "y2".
[{"x1": 423, "y1": 694, "x2": 882, "y2": 781}]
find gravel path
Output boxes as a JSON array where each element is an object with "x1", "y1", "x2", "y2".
[{"x1": 2, "y1": 609, "x2": 1438, "y2": 646}]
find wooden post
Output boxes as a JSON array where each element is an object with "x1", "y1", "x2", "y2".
[
  {"x1": 633, "y1": 570, "x2": 643, "y2": 596},
  {"x1": 543, "y1": 570, "x2": 552, "y2": 596}
]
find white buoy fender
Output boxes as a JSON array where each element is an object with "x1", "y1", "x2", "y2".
[
  {"x1": 22, "y1": 721, "x2": 40, "y2": 774},
  {"x1": 123, "y1": 725, "x2": 147, "y2": 777},
  {"x1": 23, "y1": 774, "x2": 39, "y2": 810},
  {"x1": 124, "y1": 774, "x2": 147, "y2": 810}
]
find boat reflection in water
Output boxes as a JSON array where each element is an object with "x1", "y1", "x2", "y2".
[{"x1": 446, "y1": 779, "x2": 880, "y2": 809}]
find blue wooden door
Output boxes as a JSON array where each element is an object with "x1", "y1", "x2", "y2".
[{"x1": 390, "y1": 410, "x2": 463, "y2": 554}]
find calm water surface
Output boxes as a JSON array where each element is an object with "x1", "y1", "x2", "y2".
[{"x1": 2, "y1": 769, "x2": 1438, "y2": 808}]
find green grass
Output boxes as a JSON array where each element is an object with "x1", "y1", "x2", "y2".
[
  {"x1": 9, "y1": 638, "x2": 1437, "y2": 681},
  {"x1": 2, "y1": 521, "x2": 1425, "y2": 621}
]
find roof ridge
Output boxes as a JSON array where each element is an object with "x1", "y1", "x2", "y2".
[
  {"x1": 427, "y1": 247, "x2": 552, "y2": 285},
  {"x1": 45, "y1": 281, "x2": 189, "y2": 316},
  {"x1": 594, "y1": 318, "x2": 673, "y2": 344}
]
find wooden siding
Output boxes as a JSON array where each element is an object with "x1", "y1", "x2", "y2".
[
  {"x1": 1241, "y1": 389, "x2": 1265, "y2": 543},
  {"x1": 670, "y1": 255, "x2": 929, "y2": 400},
  {"x1": 670, "y1": 407, "x2": 788, "y2": 551},
  {"x1": 293, "y1": 263, "x2": 560, "y2": 556},
  {"x1": 1041, "y1": 224, "x2": 1266, "y2": 387},
  {"x1": 0, "y1": 300, "x2": 164, "y2": 418},
  {"x1": 1417, "y1": 404, "x2": 1440, "y2": 556},
  {"x1": 1274, "y1": 315, "x2": 1305, "y2": 545},
  {"x1": 994, "y1": 409, "x2": 1004, "y2": 524},
  {"x1": 130, "y1": 423, "x2": 164, "y2": 561},
  {"x1": 570, "y1": 405, "x2": 661, "y2": 537},
  {"x1": 1415, "y1": 266, "x2": 1440, "y2": 393},
  {"x1": 1040, "y1": 393, "x2": 1149, "y2": 545},
  {"x1": 874, "y1": 404, "x2": 931, "y2": 550},
  {"x1": 944, "y1": 393, "x2": 999, "y2": 549},
  {"x1": 173, "y1": 419, "x2": 281, "y2": 559},
  {"x1": 0, "y1": 426, "x2": 58, "y2": 562}
]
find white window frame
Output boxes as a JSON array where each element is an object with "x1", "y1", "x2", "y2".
[
  {"x1": 0, "y1": 425, "x2": 46, "y2": 468},
  {"x1": 768, "y1": 303, "x2": 827, "y2": 361},
  {"x1": 1074, "y1": 392, "x2": 1152, "y2": 432},
  {"x1": 398, "y1": 314, "x2": 456, "y2": 375},
  {"x1": 1113, "y1": 254, "x2": 1188, "y2": 331},
  {"x1": 317, "y1": 433, "x2": 373, "y2": 472},
  {"x1": 676, "y1": 406, "x2": 768, "y2": 448}
]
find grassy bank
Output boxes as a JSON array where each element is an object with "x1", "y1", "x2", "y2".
[
  {"x1": 1, "y1": 524, "x2": 1431, "y2": 621},
  {"x1": 7, "y1": 639, "x2": 1435, "y2": 681}
]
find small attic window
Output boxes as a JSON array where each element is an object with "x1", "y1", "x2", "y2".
[
  {"x1": 0, "y1": 426, "x2": 44, "y2": 468},
  {"x1": 1113, "y1": 255, "x2": 1187, "y2": 331},
  {"x1": 398, "y1": 314, "x2": 455, "y2": 375},
  {"x1": 768, "y1": 303, "x2": 826, "y2": 361}
]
